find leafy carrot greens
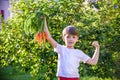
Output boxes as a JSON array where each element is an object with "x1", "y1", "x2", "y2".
[{"x1": 24, "y1": 9, "x2": 48, "y2": 48}]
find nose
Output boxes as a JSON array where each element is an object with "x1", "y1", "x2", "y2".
[{"x1": 69, "y1": 37, "x2": 73, "y2": 41}]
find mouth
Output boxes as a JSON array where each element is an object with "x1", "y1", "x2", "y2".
[{"x1": 68, "y1": 42, "x2": 74, "y2": 44}]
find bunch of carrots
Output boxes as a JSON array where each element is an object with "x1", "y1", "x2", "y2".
[
  {"x1": 35, "y1": 31, "x2": 47, "y2": 46},
  {"x1": 24, "y1": 9, "x2": 48, "y2": 47},
  {"x1": 34, "y1": 15, "x2": 48, "y2": 47}
]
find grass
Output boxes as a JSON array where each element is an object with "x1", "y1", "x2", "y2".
[
  {"x1": 2, "y1": 74, "x2": 31, "y2": 80},
  {"x1": 81, "y1": 76, "x2": 118, "y2": 80},
  {"x1": 0, "y1": 66, "x2": 119, "y2": 80},
  {"x1": 0, "y1": 66, "x2": 32, "y2": 80}
]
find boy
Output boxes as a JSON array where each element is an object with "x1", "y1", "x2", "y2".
[{"x1": 43, "y1": 16, "x2": 100, "y2": 80}]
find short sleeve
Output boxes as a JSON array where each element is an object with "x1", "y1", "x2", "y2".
[
  {"x1": 54, "y1": 44, "x2": 63, "y2": 54},
  {"x1": 79, "y1": 50, "x2": 90, "y2": 63}
]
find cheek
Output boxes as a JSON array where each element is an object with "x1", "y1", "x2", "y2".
[
  {"x1": 63, "y1": 37, "x2": 69, "y2": 42},
  {"x1": 64, "y1": 37, "x2": 68, "y2": 41}
]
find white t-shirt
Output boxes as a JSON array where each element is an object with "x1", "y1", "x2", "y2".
[{"x1": 54, "y1": 44, "x2": 90, "y2": 78}]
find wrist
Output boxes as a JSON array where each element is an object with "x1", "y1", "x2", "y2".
[{"x1": 96, "y1": 46, "x2": 100, "y2": 50}]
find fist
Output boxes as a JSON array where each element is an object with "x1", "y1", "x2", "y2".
[
  {"x1": 40, "y1": 15, "x2": 46, "y2": 19},
  {"x1": 92, "y1": 41, "x2": 99, "y2": 48}
]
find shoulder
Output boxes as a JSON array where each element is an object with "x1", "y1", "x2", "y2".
[
  {"x1": 54, "y1": 43, "x2": 65, "y2": 53},
  {"x1": 56, "y1": 43, "x2": 65, "y2": 48},
  {"x1": 75, "y1": 49, "x2": 88, "y2": 57},
  {"x1": 75, "y1": 49, "x2": 84, "y2": 53}
]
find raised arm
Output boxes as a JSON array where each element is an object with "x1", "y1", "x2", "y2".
[
  {"x1": 44, "y1": 16, "x2": 57, "y2": 48},
  {"x1": 86, "y1": 41, "x2": 100, "y2": 65}
]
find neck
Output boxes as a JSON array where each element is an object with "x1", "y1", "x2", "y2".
[{"x1": 66, "y1": 46, "x2": 74, "y2": 49}]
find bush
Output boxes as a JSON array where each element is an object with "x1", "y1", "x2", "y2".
[{"x1": 0, "y1": 0, "x2": 120, "y2": 79}]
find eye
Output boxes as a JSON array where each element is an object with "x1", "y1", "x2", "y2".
[
  {"x1": 66, "y1": 35, "x2": 70, "y2": 38},
  {"x1": 73, "y1": 36, "x2": 76, "y2": 38}
]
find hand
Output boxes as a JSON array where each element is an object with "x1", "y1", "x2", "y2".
[
  {"x1": 40, "y1": 16, "x2": 44, "y2": 19},
  {"x1": 40, "y1": 15, "x2": 46, "y2": 19},
  {"x1": 43, "y1": 15, "x2": 46, "y2": 19},
  {"x1": 92, "y1": 41, "x2": 99, "y2": 48}
]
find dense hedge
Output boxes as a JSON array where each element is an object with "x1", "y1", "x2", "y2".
[{"x1": 0, "y1": 0, "x2": 120, "y2": 80}]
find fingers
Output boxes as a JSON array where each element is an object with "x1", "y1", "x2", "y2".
[
  {"x1": 92, "y1": 41, "x2": 98, "y2": 45},
  {"x1": 40, "y1": 15, "x2": 46, "y2": 19}
]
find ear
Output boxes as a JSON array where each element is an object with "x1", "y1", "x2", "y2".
[
  {"x1": 62, "y1": 36, "x2": 65, "y2": 41},
  {"x1": 76, "y1": 36, "x2": 79, "y2": 42}
]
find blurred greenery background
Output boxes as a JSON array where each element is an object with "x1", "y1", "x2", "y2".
[{"x1": 0, "y1": 0, "x2": 120, "y2": 80}]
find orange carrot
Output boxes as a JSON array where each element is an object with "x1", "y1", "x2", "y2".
[
  {"x1": 43, "y1": 32, "x2": 47, "y2": 43},
  {"x1": 35, "y1": 32, "x2": 42, "y2": 44},
  {"x1": 35, "y1": 31, "x2": 47, "y2": 46}
]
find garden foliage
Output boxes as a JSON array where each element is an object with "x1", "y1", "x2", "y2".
[{"x1": 0, "y1": 0, "x2": 120, "y2": 80}]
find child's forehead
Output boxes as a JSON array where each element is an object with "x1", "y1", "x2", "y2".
[{"x1": 64, "y1": 34, "x2": 78, "y2": 36}]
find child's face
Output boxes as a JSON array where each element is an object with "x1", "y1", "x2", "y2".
[{"x1": 62, "y1": 34, "x2": 78, "y2": 48}]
